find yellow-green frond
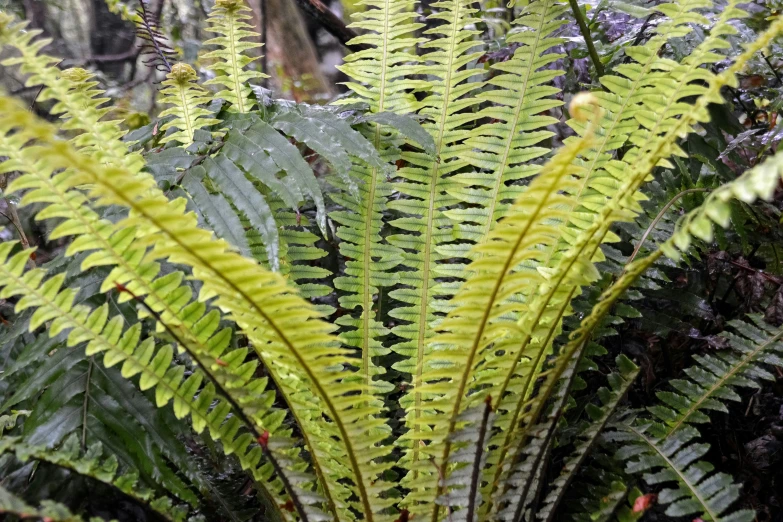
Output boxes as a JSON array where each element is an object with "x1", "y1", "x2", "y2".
[
  {"x1": 159, "y1": 63, "x2": 221, "y2": 146},
  {"x1": 0, "y1": 14, "x2": 144, "y2": 174},
  {"x1": 447, "y1": 0, "x2": 568, "y2": 248},
  {"x1": 202, "y1": 0, "x2": 266, "y2": 113},
  {"x1": 386, "y1": 0, "x2": 486, "y2": 512},
  {"x1": 0, "y1": 94, "x2": 392, "y2": 522}
]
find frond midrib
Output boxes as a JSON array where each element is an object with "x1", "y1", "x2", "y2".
[
  {"x1": 360, "y1": 2, "x2": 393, "y2": 390},
  {"x1": 227, "y1": 11, "x2": 245, "y2": 113},
  {"x1": 412, "y1": 0, "x2": 464, "y2": 485},
  {"x1": 178, "y1": 83, "x2": 195, "y2": 143}
]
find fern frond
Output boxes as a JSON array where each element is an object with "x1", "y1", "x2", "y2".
[
  {"x1": 651, "y1": 315, "x2": 783, "y2": 435},
  {"x1": 612, "y1": 422, "x2": 752, "y2": 521},
  {"x1": 0, "y1": 15, "x2": 144, "y2": 174},
  {"x1": 435, "y1": 395, "x2": 495, "y2": 522},
  {"x1": 474, "y1": 6, "x2": 731, "y2": 475},
  {"x1": 158, "y1": 64, "x2": 220, "y2": 146},
  {"x1": 636, "y1": 152, "x2": 783, "y2": 435},
  {"x1": 0, "y1": 484, "x2": 87, "y2": 522},
  {"x1": 202, "y1": 0, "x2": 266, "y2": 113},
  {"x1": 135, "y1": 0, "x2": 176, "y2": 72},
  {"x1": 0, "y1": 88, "x2": 333, "y2": 518},
  {"x1": 447, "y1": 0, "x2": 567, "y2": 248},
  {"x1": 609, "y1": 314, "x2": 783, "y2": 521},
  {"x1": 269, "y1": 106, "x2": 388, "y2": 198},
  {"x1": 0, "y1": 94, "x2": 390, "y2": 522},
  {"x1": 330, "y1": 0, "x2": 425, "y2": 404},
  {"x1": 221, "y1": 114, "x2": 328, "y2": 236},
  {"x1": 495, "y1": 349, "x2": 584, "y2": 522},
  {"x1": 537, "y1": 355, "x2": 640, "y2": 522},
  {"x1": 0, "y1": 107, "x2": 316, "y2": 519},
  {"x1": 417, "y1": 121, "x2": 599, "y2": 522},
  {"x1": 336, "y1": 0, "x2": 423, "y2": 114},
  {"x1": 485, "y1": 1, "x2": 735, "y2": 454},
  {"x1": 548, "y1": 0, "x2": 714, "y2": 258},
  {"x1": 0, "y1": 102, "x2": 279, "y2": 443},
  {"x1": 0, "y1": 434, "x2": 188, "y2": 521},
  {"x1": 380, "y1": 0, "x2": 487, "y2": 509},
  {"x1": 200, "y1": 157, "x2": 281, "y2": 270}
]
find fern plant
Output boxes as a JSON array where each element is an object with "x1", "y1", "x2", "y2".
[{"x1": 0, "y1": 1, "x2": 782, "y2": 522}]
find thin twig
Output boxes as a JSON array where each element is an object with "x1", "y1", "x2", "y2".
[
  {"x1": 762, "y1": 52, "x2": 783, "y2": 86},
  {"x1": 29, "y1": 85, "x2": 44, "y2": 112},
  {"x1": 82, "y1": 48, "x2": 139, "y2": 64},
  {"x1": 568, "y1": 0, "x2": 604, "y2": 78},
  {"x1": 261, "y1": 0, "x2": 268, "y2": 88},
  {"x1": 709, "y1": 254, "x2": 783, "y2": 284},
  {"x1": 0, "y1": 209, "x2": 28, "y2": 249}
]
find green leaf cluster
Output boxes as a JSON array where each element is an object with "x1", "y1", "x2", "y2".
[{"x1": 0, "y1": 1, "x2": 782, "y2": 521}]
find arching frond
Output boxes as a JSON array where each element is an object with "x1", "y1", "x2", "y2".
[
  {"x1": 0, "y1": 246, "x2": 296, "y2": 516},
  {"x1": 0, "y1": 94, "x2": 391, "y2": 522},
  {"x1": 0, "y1": 434, "x2": 189, "y2": 522}
]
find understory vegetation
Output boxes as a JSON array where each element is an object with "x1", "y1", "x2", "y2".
[{"x1": 0, "y1": 0, "x2": 782, "y2": 521}]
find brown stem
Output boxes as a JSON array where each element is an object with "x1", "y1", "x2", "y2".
[
  {"x1": 292, "y1": 0, "x2": 369, "y2": 51},
  {"x1": 710, "y1": 254, "x2": 783, "y2": 284},
  {"x1": 0, "y1": 208, "x2": 29, "y2": 250},
  {"x1": 83, "y1": 48, "x2": 139, "y2": 64}
]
